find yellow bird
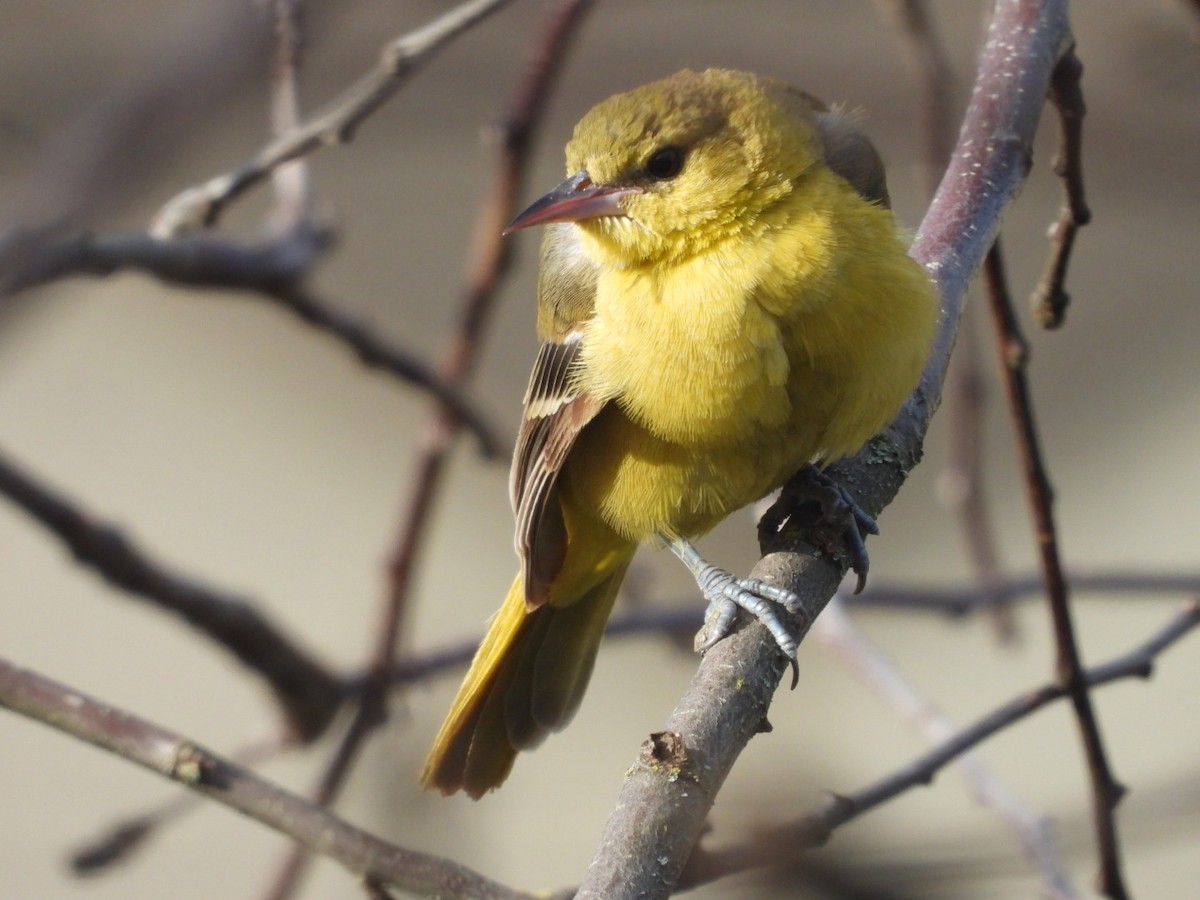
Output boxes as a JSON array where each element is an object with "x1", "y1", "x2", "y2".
[{"x1": 422, "y1": 69, "x2": 936, "y2": 797}]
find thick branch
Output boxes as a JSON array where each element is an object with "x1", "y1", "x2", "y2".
[
  {"x1": 576, "y1": 2, "x2": 1074, "y2": 897},
  {"x1": 0, "y1": 658, "x2": 536, "y2": 900}
]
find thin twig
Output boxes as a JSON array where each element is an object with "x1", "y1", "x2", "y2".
[
  {"x1": 0, "y1": 227, "x2": 499, "y2": 455},
  {"x1": 983, "y1": 242, "x2": 1127, "y2": 898},
  {"x1": 261, "y1": 3, "x2": 596, "y2": 897},
  {"x1": 151, "y1": 0, "x2": 519, "y2": 236},
  {"x1": 677, "y1": 601, "x2": 1200, "y2": 892},
  {"x1": 1031, "y1": 50, "x2": 1091, "y2": 328},
  {"x1": 0, "y1": 448, "x2": 345, "y2": 741},
  {"x1": 576, "y1": 2, "x2": 1075, "y2": 896},
  {"x1": 0, "y1": 658, "x2": 538, "y2": 900},
  {"x1": 849, "y1": 568, "x2": 1200, "y2": 616}
]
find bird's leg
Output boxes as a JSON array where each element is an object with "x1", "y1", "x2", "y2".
[
  {"x1": 667, "y1": 536, "x2": 801, "y2": 658},
  {"x1": 758, "y1": 464, "x2": 879, "y2": 594}
]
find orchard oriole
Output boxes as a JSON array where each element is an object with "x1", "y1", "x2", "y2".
[{"x1": 422, "y1": 68, "x2": 937, "y2": 797}]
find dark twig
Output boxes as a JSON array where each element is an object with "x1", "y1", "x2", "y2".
[
  {"x1": 0, "y1": 659, "x2": 538, "y2": 900},
  {"x1": 0, "y1": 227, "x2": 499, "y2": 455},
  {"x1": 151, "y1": 0, "x2": 519, "y2": 236},
  {"x1": 983, "y1": 242, "x2": 1127, "y2": 898},
  {"x1": 261, "y1": 3, "x2": 596, "y2": 897},
  {"x1": 0, "y1": 448, "x2": 345, "y2": 741},
  {"x1": 677, "y1": 601, "x2": 1200, "y2": 891},
  {"x1": 576, "y1": 2, "x2": 1075, "y2": 897},
  {"x1": 850, "y1": 568, "x2": 1200, "y2": 616},
  {"x1": 1031, "y1": 50, "x2": 1091, "y2": 328}
]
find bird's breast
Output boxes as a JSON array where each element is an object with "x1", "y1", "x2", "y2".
[{"x1": 579, "y1": 251, "x2": 796, "y2": 445}]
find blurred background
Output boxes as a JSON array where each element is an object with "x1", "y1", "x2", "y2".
[{"x1": 1, "y1": 1, "x2": 1198, "y2": 897}]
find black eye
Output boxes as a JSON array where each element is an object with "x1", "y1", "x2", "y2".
[{"x1": 644, "y1": 146, "x2": 684, "y2": 180}]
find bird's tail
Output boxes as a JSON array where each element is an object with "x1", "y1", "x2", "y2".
[{"x1": 420, "y1": 559, "x2": 632, "y2": 798}]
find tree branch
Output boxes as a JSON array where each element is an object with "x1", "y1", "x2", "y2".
[
  {"x1": 0, "y1": 448, "x2": 345, "y2": 741},
  {"x1": 0, "y1": 226, "x2": 500, "y2": 455},
  {"x1": 150, "y1": 0, "x2": 519, "y2": 236},
  {"x1": 576, "y1": 2, "x2": 1076, "y2": 897},
  {"x1": 983, "y1": 239, "x2": 1127, "y2": 897},
  {"x1": 1031, "y1": 50, "x2": 1091, "y2": 328},
  {"x1": 0, "y1": 658, "x2": 538, "y2": 900}
]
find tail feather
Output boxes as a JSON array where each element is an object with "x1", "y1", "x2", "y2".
[{"x1": 421, "y1": 561, "x2": 631, "y2": 798}]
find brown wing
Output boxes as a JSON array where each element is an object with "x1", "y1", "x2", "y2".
[{"x1": 510, "y1": 225, "x2": 607, "y2": 608}]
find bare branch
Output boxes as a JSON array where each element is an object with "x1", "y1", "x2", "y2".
[
  {"x1": 983, "y1": 241, "x2": 1127, "y2": 897},
  {"x1": 0, "y1": 448, "x2": 345, "y2": 740},
  {"x1": 0, "y1": 658, "x2": 538, "y2": 900},
  {"x1": 576, "y1": 2, "x2": 1076, "y2": 897},
  {"x1": 677, "y1": 601, "x2": 1200, "y2": 892},
  {"x1": 1031, "y1": 50, "x2": 1091, "y2": 328},
  {"x1": 0, "y1": 227, "x2": 500, "y2": 455},
  {"x1": 151, "y1": 0, "x2": 519, "y2": 236},
  {"x1": 850, "y1": 568, "x2": 1200, "y2": 615}
]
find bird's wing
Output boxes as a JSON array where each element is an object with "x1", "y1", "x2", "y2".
[
  {"x1": 814, "y1": 106, "x2": 892, "y2": 208},
  {"x1": 510, "y1": 225, "x2": 607, "y2": 607}
]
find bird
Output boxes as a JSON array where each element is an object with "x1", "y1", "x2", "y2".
[{"x1": 421, "y1": 68, "x2": 937, "y2": 797}]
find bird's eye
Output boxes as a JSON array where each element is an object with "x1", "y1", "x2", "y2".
[{"x1": 644, "y1": 146, "x2": 685, "y2": 180}]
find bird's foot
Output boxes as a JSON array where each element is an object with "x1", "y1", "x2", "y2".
[
  {"x1": 692, "y1": 568, "x2": 801, "y2": 657},
  {"x1": 759, "y1": 464, "x2": 878, "y2": 594}
]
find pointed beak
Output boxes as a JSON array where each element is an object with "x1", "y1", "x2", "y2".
[{"x1": 503, "y1": 170, "x2": 641, "y2": 235}]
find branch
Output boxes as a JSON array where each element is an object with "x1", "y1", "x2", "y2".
[
  {"x1": 1031, "y1": 50, "x2": 1091, "y2": 328},
  {"x1": 0, "y1": 227, "x2": 499, "y2": 455},
  {"x1": 677, "y1": 601, "x2": 1200, "y2": 891},
  {"x1": 576, "y1": 2, "x2": 1075, "y2": 897},
  {"x1": 984, "y1": 240, "x2": 1127, "y2": 897},
  {"x1": 0, "y1": 658, "x2": 538, "y2": 900},
  {"x1": 850, "y1": 568, "x2": 1200, "y2": 615},
  {"x1": 151, "y1": 0, "x2": 519, "y2": 236},
  {"x1": 0, "y1": 448, "x2": 345, "y2": 741}
]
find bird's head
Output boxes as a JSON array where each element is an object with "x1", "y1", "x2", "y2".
[{"x1": 505, "y1": 69, "x2": 830, "y2": 267}]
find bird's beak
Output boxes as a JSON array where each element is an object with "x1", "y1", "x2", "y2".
[{"x1": 503, "y1": 170, "x2": 641, "y2": 235}]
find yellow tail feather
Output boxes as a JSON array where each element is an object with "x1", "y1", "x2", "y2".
[{"x1": 421, "y1": 561, "x2": 631, "y2": 798}]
